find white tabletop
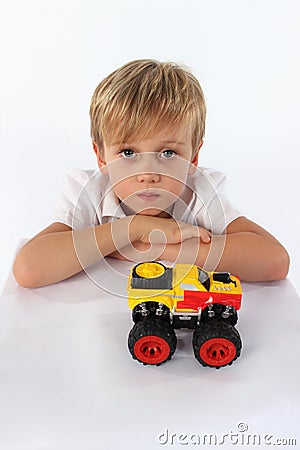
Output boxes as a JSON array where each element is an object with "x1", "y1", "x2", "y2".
[{"x1": 0, "y1": 257, "x2": 299, "y2": 450}]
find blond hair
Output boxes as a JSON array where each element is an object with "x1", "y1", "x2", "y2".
[{"x1": 90, "y1": 59, "x2": 206, "y2": 154}]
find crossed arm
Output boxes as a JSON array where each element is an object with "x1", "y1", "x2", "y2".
[
  {"x1": 161, "y1": 217, "x2": 290, "y2": 282},
  {"x1": 111, "y1": 216, "x2": 290, "y2": 282},
  {"x1": 13, "y1": 215, "x2": 289, "y2": 288}
]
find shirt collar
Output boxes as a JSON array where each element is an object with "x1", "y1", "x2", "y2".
[{"x1": 101, "y1": 177, "x2": 126, "y2": 220}]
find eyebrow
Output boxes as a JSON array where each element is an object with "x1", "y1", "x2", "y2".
[{"x1": 161, "y1": 140, "x2": 186, "y2": 146}]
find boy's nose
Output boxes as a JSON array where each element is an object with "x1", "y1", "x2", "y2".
[{"x1": 136, "y1": 172, "x2": 160, "y2": 183}]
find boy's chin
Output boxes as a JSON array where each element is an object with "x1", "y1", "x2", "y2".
[
  {"x1": 120, "y1": 201, "x2": 174, "y2": 218},
  {"x1": 137, "y1": 209, "x2": 172, "y2": 218}
]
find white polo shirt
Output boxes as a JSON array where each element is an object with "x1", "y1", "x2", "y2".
[{"x1": 53, "y1": 167, "x2": 241, "y2": 234}]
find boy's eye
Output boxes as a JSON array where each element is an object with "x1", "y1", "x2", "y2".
[
  {"x1": 160, "y1": 149, "x2": 176, "y2": 159},
  {"x1": 120, "y1": 149, "x2": 136, "y2": 158}
]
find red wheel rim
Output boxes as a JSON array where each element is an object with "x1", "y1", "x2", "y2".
[
  {"x1": 134, "y1": 335, "x2": 170, "y2": 364},
  {"x1": 200, "y1": 338, "x2": 236, "y2": 367}
]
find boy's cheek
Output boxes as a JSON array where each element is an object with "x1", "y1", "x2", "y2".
[{"x1": 110, "y1": 176, "x2": 133, "y2": 192}]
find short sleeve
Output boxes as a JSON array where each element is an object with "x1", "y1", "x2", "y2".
[
  {"x1": 201, "y1": 189, "x2": 242, "y2": 234},
  {"x1": 53, "y1": 169, "x2": 97, "y2": 229}
]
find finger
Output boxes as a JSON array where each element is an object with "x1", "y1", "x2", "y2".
[
  {"x1": 198, "y1": 228, "x2": 211, "y2": 243},
  {"x1": 200, "y1": 233, "x2": 211, "y2": 243},
  {"x1": 180, "y1": 225, "x2": 202, "y2": 241}
]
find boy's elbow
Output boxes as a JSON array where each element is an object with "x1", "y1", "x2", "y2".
[
  {"x1": 265, "y1": 245, "x2": 290, "y2": 281},
  {"x1": 13, "y1": 254, "x2": 42, "y2": 289}
]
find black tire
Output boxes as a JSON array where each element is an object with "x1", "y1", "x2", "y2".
[
  {"x1": 201, "y1": 304, "x2": 238, "y2": 326},
  {"x1": 128, "y1": 320, "x2": 177, "y2": 366},
  {"x1": 192, "y1": 320, "x2": 242, "y2": 368}
]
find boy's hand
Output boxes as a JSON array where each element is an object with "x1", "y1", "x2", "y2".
[
  {"x1": 109, "y1": 216, "x2": 211, "y2": 262},
  {"x1": 131, "y1": 215, "x2": 211, "y2": 245}
]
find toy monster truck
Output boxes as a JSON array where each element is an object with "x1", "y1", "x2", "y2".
[{"x1": 127, "y1": 262, "x2": 242, "y2": 368}]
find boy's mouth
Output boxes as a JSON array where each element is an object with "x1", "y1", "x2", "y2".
[{"x1": 136, "y1": 191, "x2": 160, "y2": 202}]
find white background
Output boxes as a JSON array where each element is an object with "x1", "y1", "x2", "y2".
[{"x1": 0, "y1": 0, "x2": 299, "y2": 293}]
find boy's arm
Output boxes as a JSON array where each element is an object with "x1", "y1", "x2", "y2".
[
  {"x1": 13, "y1": 220, "x2": 134, "y2": 288},
  {"x1": 13, "y1": 216, "x2": 208, "y2": 288},
  {"x1": 160, "y1": 216, "x2": 290, "y2": 282}
]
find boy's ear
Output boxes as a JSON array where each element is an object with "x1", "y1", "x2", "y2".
[
  {"x1": 188, "y1": 141, "x2": 203, "y2": 174},
  {"x1": 93, "y1": 142, "x2": 108, "y2": 173}
]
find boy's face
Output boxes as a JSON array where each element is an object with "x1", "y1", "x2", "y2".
[{"x1": 93, "y1": 128, "x2": 202, "y2": 217}]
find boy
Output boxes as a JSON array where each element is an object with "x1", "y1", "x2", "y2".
[{"x1": 13, "y1": 59, "x2": 289, "y2": 288}]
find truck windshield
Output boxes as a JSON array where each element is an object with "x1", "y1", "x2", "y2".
[{"x1": 197, "y1": 268, "x2": 210, "y2": 291}]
